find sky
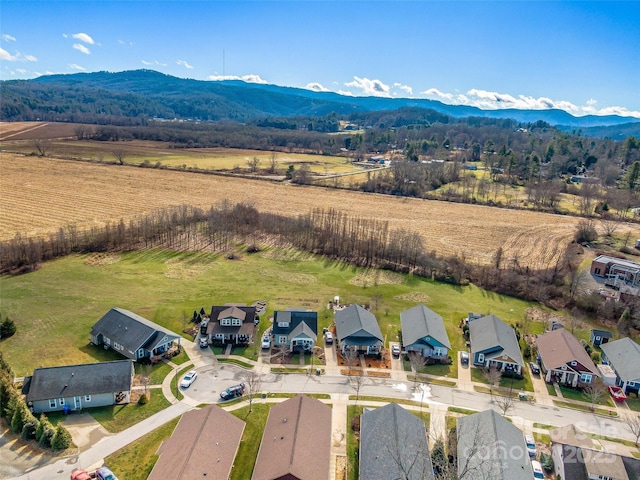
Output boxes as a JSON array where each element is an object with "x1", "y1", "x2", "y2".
[{"x1": 2, "y1": 1, "x2": 639, "y2": 118}]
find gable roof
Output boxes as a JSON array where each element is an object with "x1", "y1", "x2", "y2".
[
  {"x1": 207, "y1": 304, "x2": 256, "y2": 336},
  {"x1": 289, "y1": 321, "x2": 317, "y2": 341},
  {"x1": 550, "y1": 424, "x2": 595, "y2": 449},
  {"x1": 218, "y1": 305, "x2": 246, "y2": 321},
  {"x1": 360, "y1": 403, "x2": 434, "y2": 480},
  {"x1": 148, "y1": 405, "x2": 245, "y2": 480},
  {"x1": 601, "y1": 337, "x2": 640, "y2": 382},
  {"x1": 91, "y1": 308, "x2": 179, "y2": 357},
  {"x1": 252, "y1": 395, "x2": 331, "y2": 480},
  {"x1": 334, "y1": 304, "x2": 383, "y2": 344},
  {"x1": 457, "y1": 410, "x2": 532, "y2": 480},
  {"x1": 272, "y1": 309, "x2": 318, "y2": 338},
  {"x1": 25, "y1": 360, "x2": 133, "y2": 402},
  {"x1": 536, "y1": 328, "x2": 598, "y2": 374},
  {"x1": 400, "y1": 304, "x2": 451, "y2": 349},
  {"x1": 591, "y1": 329, "x2": 613, "y2": 339},
  {"x1": 469, "y1": 315, "x2": 524, "y2": 367}
]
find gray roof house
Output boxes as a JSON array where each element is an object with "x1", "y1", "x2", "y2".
[
  {"x1": 360, "y1": 403, "x2": 434, "y2": 480},
  {"x1": 23, "y1": 360, "x2": 133, "y2": 414},
  {"x1": 272, "y1": 309, "x2": 318, "y2": 352},
  {"x1": 90, "y1": 308, "x2": 181, "y2": 361},
  {"x1": 457, "y1": 409, "x2": 533, "y2": 480},
  {"x1": 601, "y1": 337, "x2": 640, "y2": 395},
  {"x1": 468, "y1": 315, "x2": 524, "y2": 374},
  {"x1": 400, "y1": 304, "x2": 451, "y2": 360},
  {"x1": 536, "y1": 328, "x2": 599, "y2": 387},
  {"x1": 335, "y1": 304, "x2": 383, "y2": 355}
]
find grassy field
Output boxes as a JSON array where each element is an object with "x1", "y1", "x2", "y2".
[
  {"x1": 230, "y1": 404, "x2": 270, "y2": 480},
  {"x1": 90, "y1": 389, "x2": 171, "y2": 433},
  {"x1": 106, "y1": 417, "x2": 179, "y2": 480},
  {"x1": 0, "y1": 249, "x2": 541, "y2": 376},
  {"x1": 0, "y1": 152, "x2": 606, "y2": 270}
]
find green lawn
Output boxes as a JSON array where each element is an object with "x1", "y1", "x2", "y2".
[
  {"x1": 171, "y1": 365, "x2": 194, "y2": 401},
  {"x1": 0, "y1": 249, "x2": 542, "y2": 376},
  {"x1": 469, "y1": 366, "x2": 533, "y2": 392},
  {"x1": 229, "y1": 404, "x2": 270, "y2": 480},
  {"x1": 106, "y1": 418, "x2": 179, "y2": 480},
  {"x1": 559, "y1": 386, "x2": 615, "y2": 407},
  {"x1": 89, "y1": 389, "x2": 171, "y2": 433},
  {"x1": 134, "y1": 362, "x2": 172, "y2": 386},
  {"x1": 627, "y1": 396, "x2": 640, "y2": 412},
  {"x1": 347, "y1": 405, "x2": 364, "y2": 480}
]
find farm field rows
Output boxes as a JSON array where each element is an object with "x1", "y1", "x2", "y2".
[{"x1": 0, "y1": 152, "x2": 614, "y2": 268}]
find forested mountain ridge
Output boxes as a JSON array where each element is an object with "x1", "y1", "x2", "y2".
[{"x1": 1, "y1": 70, "x2": 638, "y2": 136}]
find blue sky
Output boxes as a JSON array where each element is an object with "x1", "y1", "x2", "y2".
[{"x1": 2, "y1": 1, "x2": 639, "y2": 118}]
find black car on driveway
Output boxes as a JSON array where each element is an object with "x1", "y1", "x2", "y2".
[{"x1": 529, "y1": 362, "x2": 540, "y2": 375}]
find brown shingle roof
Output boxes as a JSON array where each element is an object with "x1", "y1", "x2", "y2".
[
  {"x1": 148, "y1": 405, "x2": 245, "y2": 480},
  {"x1": 536, "y1": 329, "x2": 598, "y2": 374},
  {"x1": 252, "y1": 395, "x2": 332, "y2": 480}
]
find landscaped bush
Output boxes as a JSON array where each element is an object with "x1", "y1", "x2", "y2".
[
  {"x1": 502, "y1": 370, "x2": 524, "y2": 380},
  {"x1": 138, "y1": 394, "x2": 149, "y2": 405},
  {"x1": 51, "y1": 423, "x2": 73, "y2": 451},
  {"x1": 21, "y1": 414, "x2": 39, "y2": 441}
]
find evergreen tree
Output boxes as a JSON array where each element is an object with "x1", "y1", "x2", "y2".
[{"x1": 51, "y1": 423, "x2": 73, "y2": 451}]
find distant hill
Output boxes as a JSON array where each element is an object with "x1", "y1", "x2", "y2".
[{"x1": 1, "y1": 69, "x2": 638, "y2": 136}]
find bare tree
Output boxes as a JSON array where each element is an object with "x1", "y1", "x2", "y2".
[
  {"x1": 243, "y1": 370, "x2": 262, "y2": 413},
  {"x1": 483, "y1": 366, "x2": 502, "y2": 401},
  {"x1": 247, "y1": 156, "x2": 260, "y2": 172},
  {"x1": 272, "y1": 343, "x2": 289, "y2": 365},
  {"x1": 74, "y1": 125, "x2": 93, "y2": 140},
  {"x1": 600, "y1": 217, "x2": 620, "y2": 237},
  {"x1": 493, "y1": 393, "x2": 514, "y2": 416},
  {"x1": 348, "y1": 369, "x2": 365, "y2": 406},
  {"x1": 141, "y1": 363, "x2": 153, "y2": 396},
  {"x1": 582, "y1": 378, "x2": 607, "y2": 412},
  {"x1": 342, "y1": 346, "x2": 360, "y2": 371},
  {"x1": 625, "y1": 413, "x2": 640, "y2": 447},
  {"x1": 268, "y1": 153, "x2": 278, "y2": 173},
  {"x1": 33, "y1": 138, "x2": 52, "y2": 156},
  {"x1": 113, "y1": 149, "x2": 127, "y2": 165}
]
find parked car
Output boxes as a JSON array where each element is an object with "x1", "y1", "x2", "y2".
[
  {"x1": 531, "y1": 460, "x2": 544, "y2": 479},
  {"x1": 199, "y1": 318, "x2": 209, "y2": 335},
  {"x1": 324, "y1": 331, "x2": 333, "y2": 344},
  {"x1": 220, "y1": 382, "x2": 246, "y2": 400},
  {"x1": 261, "y1": 335, "x2": 271, "y2": 349},
  {"x1": 529, "y1": 362, "x2": 540, "y2": 375},
  {"x1": 525, "y1": 434, "x2": 537, "y2": 458},
  {"x1": 460, "y1": 351, "x2": 469, "y2": 365},
  {"x1": 180, "y1": 370, "x2": 198, "y2": 388},
  {"x1": 70, "y1": 469, "x2": 93, "y2": 480},
  {"x1": 95, "y1": 467, "x2": 119, "y2": 480},
  {"x1": 199, "y1": 336, "x2": 209, "y2": 348},
  {"x1": 391, "y1": 344, "x2": 401, "y2": 357}
]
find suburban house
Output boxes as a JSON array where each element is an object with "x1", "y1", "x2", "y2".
[
  {"x1": 590, "y1": 255, "x2": 640, "y2": 288},
  {"x1": 400, "y1": 304, "x2": 451, "y2": 361},
  {"x1": 334, "y1": 304, "x2": 384, "y2": 355},
  {"x1": 590, "y1": 328, "x2": 613, "y2": 346},
  {"x1": 252, "y1": 395, "x2": 331, "y2": 480},
  {"x1": 550, "y1": 424, "x2": 640, "y2": 480},
  {"x1": 360, "y1": 403, "x2": 434, "y2": 480},
  {"x1": 90, "y1": 308, "x2": 181, "y2": 362},
  {"x1": 536, "y1": 328, "x2": 599, "y2": 387},
  {"x1": 206, "y1": 304, "x2": 257, "y2": 345},
  {"x1": 601, "y1": 337, "x2": 640, "y2": 396},
  {"x1": 148, "y1": 405, "x2": 245, "y2": 480},
  {"x1": 272, "y1": 308, "x2": 318, "y2": 352},
  {"x1": 23, "y1": 360, "x2": 133, "y2": 414},
  {"x1": 457, "y1": 409, "x2": 533, "y2": 480},
  {"x1": 468, "y1": 315, "x2": 524, "y2": 374}
]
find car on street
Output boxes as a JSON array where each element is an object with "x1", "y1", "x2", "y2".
[
  {"x1": 180, "y1": 370, "x2": 198, "y2": 389},
  {"x1": 525, "y1": 434, "x2": 537, "y2": 458},
  {"x1": 220, "y1": 382, "x2": 246, "y2": 400},
  {"x1": 391, "y1": 344, "x2": 401, "y2": 357},
  {"x1": 531, "y1": 460, "x2": 544, "y2": 479},
  {"x1": 261, "y1": 335, "x2": 271, "y2": 349},
  {"x1": 199, "y1": 336, "x2": 209, "y2": 348},
  {"x1": 529, "y1": 362, "x2": 540, "y2": 375},
  {"x1": 460, "y1": 351, "x2": 469, "y2": 365}
]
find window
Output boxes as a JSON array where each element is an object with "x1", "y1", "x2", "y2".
[
  {"x1": 277, "y1": 322, "x2": 289, "y2": 328},
  {"x1": 232, "y1": 318, "x2": 241, "y2": 326},
  {"x1": 595, "y1": 336, "x2": 601, "y2": 341},
  {"x1": 580, "y1": 374, "x2": 592, "y2": 383},
  {"x1": 49, "y1": 399, "x2": 57, "y2": 408},
  {"x1": 137, "y1": 348, "x2": 145, "y2": 358},
  {"x1": 477, "y1": 353, "x2": 484, "y2": 363},
  {"x1": 279, "y1": 336, "x2": 288, "y2": 344},
  {"x1": 59, "y1": 398, "x2": 65, "y2": 406},
  {"x1": 85, "y1": 395, "x2": 91, "y2": 402}
]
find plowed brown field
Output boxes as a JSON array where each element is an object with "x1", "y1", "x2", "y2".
[{"x1": 1, "y1": 152, "x2": 622, "y2": 268}]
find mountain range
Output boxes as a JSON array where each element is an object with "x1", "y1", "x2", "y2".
[{"x1": 1, "y1": 69, "x2": 638, "y2": 138}]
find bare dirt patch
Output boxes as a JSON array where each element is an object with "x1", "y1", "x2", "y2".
[
  {"x1": 164, "y1": 256, "x2": 213, "y2": 279},
  {"x1": 260, "y1": 269, "x2": 317, "y2": 284},
  {"x1": 394, "y1": 292, "x2": 432, "y2": 303},
  {"x1": 84, "y1": 252, "x2": 121, "y2": 266},
  {"x1": 349, "y1": 269, "x2": 404, "y2": 287}
]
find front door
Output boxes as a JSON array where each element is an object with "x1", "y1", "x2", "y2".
[{"x1": 74, "y1": 396, "x2": 81, "y2": 410}]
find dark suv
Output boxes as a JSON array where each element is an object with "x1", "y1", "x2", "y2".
[{"x1": 220, "y1": 382, "x2": 246, "y2": 400}]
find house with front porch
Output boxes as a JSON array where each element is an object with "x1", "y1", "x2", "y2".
[
  {"x1": 23, "y1": 360, "x2": 133, "y2": 414},
  {"x1": 468, "y1": 315, "x2": 524, "y2": 374},
  {"x1": 400, "y1": 304, "x2": 451, "y2": 361},
  {"x1": 536, "y1": 328, "x2": 599, "y2": 387},
  {"x1": 335, "y1": 304, "x2": 383, "y2": 355},
  {"x1": 206, "y1": 304, "x2": 257, "y2": 345},
  {"x1": 600, "y1": 337, "x2": 640, "y2": 396},
  {"x1": 90, "y1": 308, "x2": 181, "y2": 361},
  {"x1": 272, "y1": 308, "x2": 317, "y2": 352}
]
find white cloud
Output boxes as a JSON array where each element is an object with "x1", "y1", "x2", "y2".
[
  {"x1": 420, "y1": 87, "x2": 640, "y2": 119},
  {"x1": 141, "y1": 60, "x2": 167, "y2": 67},
  {"x1": 73, "y1": 43, "x2": 91, "y2": 55},
  {"x1": 69, "y1": 64, "x2": 86, "y2": 71},
  {"x1": 208, "y1": 74, "x2": 268, "y2": 84},
  {"x1": 305, "y1": 82, "x2": 330, "y2": 92},
  {"x1": 176, "y1": 60, "x2": 194, "y2": 69},
  {"x1": 118, "y1": 40, "x2": 135, "y2": 46},
  {"x1": 0, "y1": 47, "x2": 17, "y2": 61},
  {"x1": 345, "y1": 76, "x2": 391, "y2": 97},
  {"x1": 2, "y1": 34, "x2": 16, "y2": 42},
  {"x1": 16, "y1": 68, "x2": 27, "y2": 75},
  {"x1": 393, "y1": 82, "x2": 413, "y2": 96},
  {"x1": 72, "y1": 33, "x2": 94, "y2": 44},
  {"x1": 24, "y1": 54, "x2": 37, "y2": 62}
]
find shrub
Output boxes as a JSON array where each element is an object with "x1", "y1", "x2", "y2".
[
  {"x1": 523, "y1": 345, "x2": 532, "y2": 360},
  {"x1": 51, "y1": 424, "x2": 73, "y2": 451},
  {"x1": 0, "y1": 316, "x2": 16, "y2": 339},
  {"x1": 21, "y1": 415, "x2": 39, "y2": 441},
  {"x1": 11, "y1": 403, "x2": 27, "y2": 434},
  {"x1": 137, "y1": 393, "x2": 149, "y2": 405},
  {"x1": 38, "y1": 422, "x2": 55, "y2": 449}
]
